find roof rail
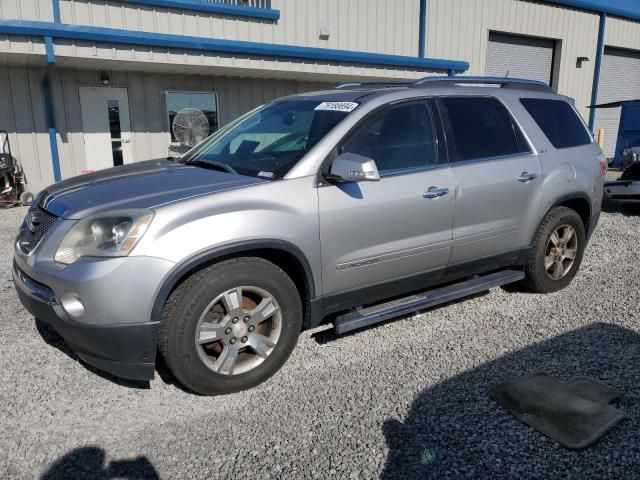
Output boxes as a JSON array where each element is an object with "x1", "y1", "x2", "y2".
[
  {"x1": 412, "y1": 76, "x2": 554, "y2": 92},
  {"x1": 335, "y1": 81, "x2": 412, "y2": 90}
]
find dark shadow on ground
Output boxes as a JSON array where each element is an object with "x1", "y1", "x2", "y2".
[
  {"x1": 601, "y1": 194, "x2": 640, "y2": 216},
  {"x1": 153, "y1": 349, "x2": 199, "y2": 395},
  {"x1": 381, "y1": 323, "x2": 640, "y2": 479},
  {"x1": 35, "y1": 319, "x2": 149, "y2": 390},
  {"x1": 40, "y1": 446, "x2": 159, "y2": 480}
]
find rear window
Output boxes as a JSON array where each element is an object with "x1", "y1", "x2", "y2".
[
  {"x1": 440, "y1": 97, "x2": 531, "y2": 162},
  {"x1": 520, "y1": 98, "x2": 592, "y2": 149}
]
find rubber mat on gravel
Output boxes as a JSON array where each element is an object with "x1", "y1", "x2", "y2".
[{"x1": 490, "y1": 373, "x2": 626, "y2": 449}]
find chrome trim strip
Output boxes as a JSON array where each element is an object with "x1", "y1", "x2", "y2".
[{"x1": 13, "y1": 262, "x2": 57, "y2": 305}]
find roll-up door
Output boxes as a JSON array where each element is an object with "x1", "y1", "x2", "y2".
[
  {"x1": 487, "y1": 32, "x2": 555, "y2": 85},
  {"x1": 594, "y1": 47, "x2": 640, "y2": 159}
]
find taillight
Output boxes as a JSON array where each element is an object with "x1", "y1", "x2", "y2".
[{"x1": 598, "y1": 155, "x2": 608, "y2": 177}]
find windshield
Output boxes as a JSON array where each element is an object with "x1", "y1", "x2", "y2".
[{"x1": 182, "y1": 100, "x2": 355, "y2": 179}]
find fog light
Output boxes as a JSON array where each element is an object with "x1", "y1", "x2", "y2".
[{"x1": 60, "y1": 292, "x2": 85, "y2": 318}]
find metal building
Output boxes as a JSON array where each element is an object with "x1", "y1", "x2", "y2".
[{"x1": 0, "y1": 0, "x2": 638, "y2": 193}]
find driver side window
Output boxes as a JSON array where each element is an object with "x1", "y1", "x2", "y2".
[{"x1": 342, "y1": 100, "x2": 438, "y2": 175}]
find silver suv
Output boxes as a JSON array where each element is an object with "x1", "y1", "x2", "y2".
[{"x1": 13, "y1": 77, "x2": 606, "y2": 395}]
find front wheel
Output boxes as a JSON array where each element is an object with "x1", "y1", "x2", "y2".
[
  {"x1": 158, "y1": 257, "x2": 303, "y2": 395},
  {"x1": 522, "y1": 206, "x2": 586, "y2": 293}
]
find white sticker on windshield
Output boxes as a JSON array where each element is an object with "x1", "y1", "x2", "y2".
[
  {"x1": 314, "y1": 101, "x2": 359, "y2": 113},
  {"x1": 258, "y1": 171, "x2": 275, "y2": 179}
]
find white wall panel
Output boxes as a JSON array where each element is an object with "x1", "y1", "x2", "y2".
[
  {"x1": 52, "y1": 38, "x2": 433, "y2": 81},
  {"x1": 0, "y1": 34, "x2": 46, "y2": 57},
  {"x1": 606, "y1": 16, "x2": 640, "y2": 52},
  {"x1": 0, "y1": 65, "x2": 52, "y2": 191},
  {"x1": 0, "y1": 0, "x2": 53, "y2": 21},
  {"x1": 58, "y1": 0, "x2": 420, "y2": 57}
]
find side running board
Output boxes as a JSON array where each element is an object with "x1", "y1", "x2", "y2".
[{"x1": 333, "y1": 269, "x2": 525, "y2": 334}]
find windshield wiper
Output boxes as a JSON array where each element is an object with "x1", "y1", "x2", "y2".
[{"x1": 184, "y1": 159, "x2": 238, "y2": 175}]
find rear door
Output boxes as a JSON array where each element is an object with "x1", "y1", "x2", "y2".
[
  {"x1": 318, "y1": 99, "x2": 455, "y2": 307},
  {"x1": 437, "y1": 96, "x2": 541, "y2": 265}
]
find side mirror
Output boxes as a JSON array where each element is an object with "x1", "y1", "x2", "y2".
[{"x1": 329, "y1": 152, "x2": 380, "y2": 182}]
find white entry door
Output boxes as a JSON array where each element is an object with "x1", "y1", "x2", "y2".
[{"x1": 79, "y1": 86, "x2": 133, "y2": 171}]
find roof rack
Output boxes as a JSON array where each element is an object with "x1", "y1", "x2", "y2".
[
  {"x1": 412, "y1": 76, "x2": 554, "y2": 92},
  {"x1": 334, "y1": 81, "x2": 412, "y2": 90}
]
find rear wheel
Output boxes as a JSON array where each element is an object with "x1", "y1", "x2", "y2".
[
  {"x1": 522, "y1": 206, "x2": 586, "y2": 293},
  {"x1": 158, "y1": 257, "x2": 302, "y2": 395}
]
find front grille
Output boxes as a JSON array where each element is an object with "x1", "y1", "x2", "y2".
[{"x1": 17, "y1": 208, "x2": 58, "y2": 254}]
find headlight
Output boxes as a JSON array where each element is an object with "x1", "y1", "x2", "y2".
[{"x1": 54, "y1": 210, "x2": 154, "y2": 265}]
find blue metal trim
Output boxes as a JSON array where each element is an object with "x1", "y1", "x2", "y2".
[
  {"x1": 44, "y1": 35, "x2": 56, "y2": 63},
  {"x1": 43, "y1": 71, "x2": 61, "y2": 182},
  {"x1": 418, "y1": 0, "x2": 427, "y2": 57},
  {"x1": 447, "y1": 69, "x2": 455, "y2": 77},
  {"x1": 588, "y1": 12, "x2": 606, "y2": 132},
  {"x1": 120, "y1": 0, "x2": 279, "y2": 20},
  {"x1": 0, "y1": 20, "x2": 470, "y2": 72},
  {"x1": 52, "y1": 0, "x2": 61, "y2": 23},
  {"x1": 545, "y1": 0, "x2": 640, "y2": 22}
]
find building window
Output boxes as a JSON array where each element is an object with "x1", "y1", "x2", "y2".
[{"x1": 166, "y1": 91, "x2": 219, "y2": 145}]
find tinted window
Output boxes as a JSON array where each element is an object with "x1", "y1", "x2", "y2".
[
  {"x1": 440, "y1": 97, "x2": 531, "y2": 161},
  {"x1": 521, "y1": 98, "x2": 592, "y2": 149},
  {"x1": 342, "y1": 101, "x2": 438, "y2": 174}
]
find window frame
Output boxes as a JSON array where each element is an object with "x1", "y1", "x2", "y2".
[
  {"x1": 436, "y1": 94, "x2": 535, "y2": 166},
  {"x1": 165, "y1": 90, "x2": 220, "y2": 147},
  {"x1": 519, "y1": 97, "x2": 594, "y2": 150},
  {"x1": 322, "y1": 97, "x2": 447, "y2": 180}
]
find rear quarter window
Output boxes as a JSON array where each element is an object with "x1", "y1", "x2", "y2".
[{"x1": 520, "y1": 98, "x2": 592, "y2": 149}]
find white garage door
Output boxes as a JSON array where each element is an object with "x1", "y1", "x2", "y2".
[
  {"x1": 594, "y1": 47, "x2": 640, "y2": 159},
  {"x1": 487, "y1": 32, "x2": 555, "y2": 85}
]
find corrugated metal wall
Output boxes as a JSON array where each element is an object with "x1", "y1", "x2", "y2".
[
  {"x1": 427, "y1": 0, "x2": 600, "y2": 120},
  {"x1": 0, "y1": 0, "x2": 53, "y2": 21},
  {"x1": 0, "y1": 64, "x2": 331, "y2": 190},
  {"x1": 56, "y1": 0, "x2": 419, "y2": 57},
  {"x1": 606, "y1": 16, "x2": 640, "y2": 52},
  {"x1": 0, "y1": 65, "x2": 54, "y2": 189}
]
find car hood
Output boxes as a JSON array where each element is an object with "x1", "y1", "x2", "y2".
[{"x1": 39, "y1": 159, "x2": 266, "y2": 219}]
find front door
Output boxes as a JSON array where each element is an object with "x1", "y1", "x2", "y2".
[
  {"x1": 318, "y1": 100, "x2": 455, "y2": 309},
  {"x1": 79, "y1": 86, "x2": 133, "y2": 171}
]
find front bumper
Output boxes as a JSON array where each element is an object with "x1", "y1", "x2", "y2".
[{"x1": 12, "y1": 254, "x2": 173, "y2": 381}]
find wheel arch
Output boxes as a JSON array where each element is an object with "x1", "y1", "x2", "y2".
[
  {"x1": 150, "y1": 240, "x2": 319, "y2": 328},
  {"x1": 551, "y1": 192, "x2": 592, "y2": 234}
]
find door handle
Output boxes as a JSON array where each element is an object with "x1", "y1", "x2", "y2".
[
  {"x1": 423, "y1": 187, "x2": 449, "y2": 199},
  {"x1": 517, "y1": 172, "x2": 538, "y2": 183}
]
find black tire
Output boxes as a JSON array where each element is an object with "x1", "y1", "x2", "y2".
[
  {"x1": 158, "y1": 257, "x2": 302, "y2": 395},
  {"x1": 522, "y1": 206, "x2": 586, "y2": 293}
]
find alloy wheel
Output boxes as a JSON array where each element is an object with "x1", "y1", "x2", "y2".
[
  {"x1": 194, "y1": 286, "x2": 282, "y2": 375},
  {"x1": 544, "y1": 224, "x2": 578, "y2": 280}
]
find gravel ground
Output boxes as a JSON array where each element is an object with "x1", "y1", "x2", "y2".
[{"x1": 1, "y1": 187, "x2": 640, "y2": 479}]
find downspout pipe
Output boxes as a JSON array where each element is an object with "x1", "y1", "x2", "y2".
[
  {"x1": 588, "y1": 12, "x2": 606, "y2": 132},
  {"x1": 418, "y1": 0, "x2": 427, "y2": 58},
  {"x1": 44, "y1": 0, "x2": 61, "y2": 182}
]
